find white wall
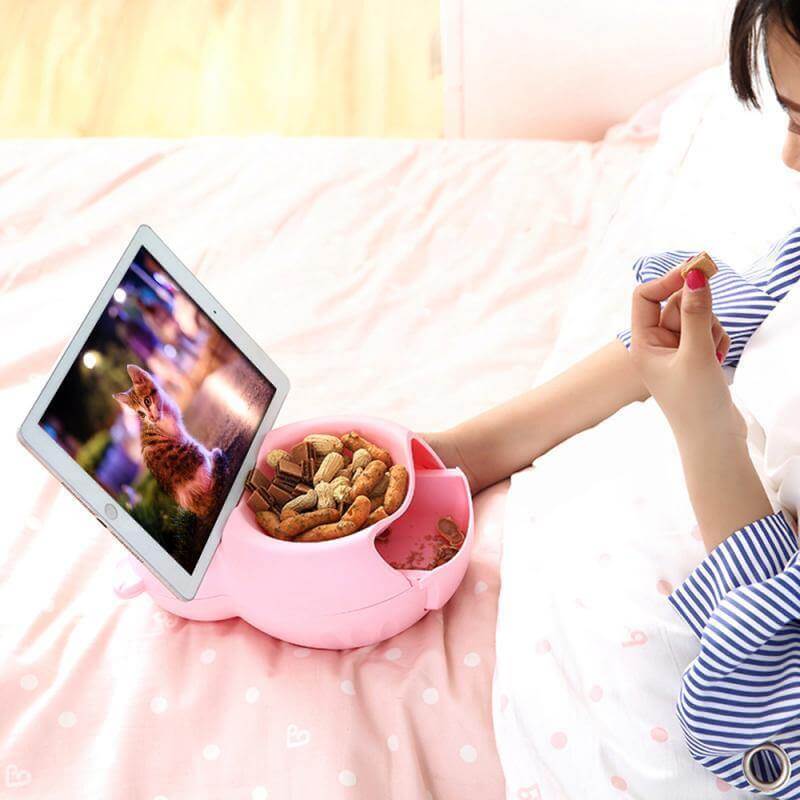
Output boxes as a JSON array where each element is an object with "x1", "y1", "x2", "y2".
[{"x1": 441, "y1": 0, "x2": 737, "y2": 140}]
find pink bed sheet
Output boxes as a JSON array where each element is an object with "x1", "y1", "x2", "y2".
[{"x1": 0, "y1": 133, "x2": 650, "y2": 799}]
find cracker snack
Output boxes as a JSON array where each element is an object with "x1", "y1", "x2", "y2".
[{"x1": 680, "y1": 251, "x2": 718, "y2": 280}]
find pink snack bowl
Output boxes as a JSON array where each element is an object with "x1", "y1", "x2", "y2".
[{"x1": 113, "y1": 416, "x2": 474, "y2": 649}]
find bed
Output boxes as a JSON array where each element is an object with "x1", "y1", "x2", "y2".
[
  {"x1": 0, "y1": 111, "x2": 660, "y2": 796},
  {"x1": 2, "y1": 64, "x2": 779, "y2": 798}
]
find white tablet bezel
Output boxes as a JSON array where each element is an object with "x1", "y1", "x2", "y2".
[{"x1": 17, "y1": 225, "x2": 290, "y2": 600}]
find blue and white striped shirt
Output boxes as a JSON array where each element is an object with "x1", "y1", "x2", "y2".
[
  {"x1": 619, "y1": 227, "x2": 800, "y2": 796},
  {"x1": 669, "y1": 514, "x2": 800, "y2": 795}
]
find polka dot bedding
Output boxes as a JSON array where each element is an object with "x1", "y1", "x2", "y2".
[{"x1": 2, "y1": 133, "x2": 648, "y2": 799}]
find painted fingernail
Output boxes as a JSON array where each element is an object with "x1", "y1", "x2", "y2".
[
  {"x1": 716, "y1": 351, "x2": 724, "y2": 363},
  {"x1": 685, "y1": 269, "x2": 707, "y2": 291}
]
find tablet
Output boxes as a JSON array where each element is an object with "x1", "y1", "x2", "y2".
[{"x1": 18, "y1": 226, "x2": 289, "y2": 600}]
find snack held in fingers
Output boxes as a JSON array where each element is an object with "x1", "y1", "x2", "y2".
[{"x1": 680, "y1": 251, "x2": 718, "y2": 281}]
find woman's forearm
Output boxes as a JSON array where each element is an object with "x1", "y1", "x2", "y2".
[
  {"x1": 446, "y1": 340, "x2": 649, "y2": 491},
  {"x1": 674, "y1": 422, "x2": 773, "y2": 553}
]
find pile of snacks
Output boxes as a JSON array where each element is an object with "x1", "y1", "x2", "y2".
[
  {"x1": 244, "y1": 431, "x2": 409, "y2": 543},
  {"x1": 380, "y1": 516, "x2": 466, "y2": 571}
]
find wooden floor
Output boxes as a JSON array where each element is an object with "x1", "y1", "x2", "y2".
[{"x1": 0, "y1": 0, "x2": 442, "y2": 138}]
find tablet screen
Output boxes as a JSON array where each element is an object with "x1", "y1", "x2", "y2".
[{"x1": 39, "y1": 247, "x2": 276, "y2": 573}]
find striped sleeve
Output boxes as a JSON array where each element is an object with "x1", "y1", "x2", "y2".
[
  {"x1": 669, "y1": 513, "x2": 800, "y2": 758},
  {"x1": 765, "y1": 226, "x2": 800, "y2": 300},
  {"x1": 669, "y1": 513, "x2": 798, "y2": 638}
]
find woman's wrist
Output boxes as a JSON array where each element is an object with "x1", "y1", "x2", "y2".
[
  {"x1": 672, "y1": 416, "x2": 772, "y2": 552},
  {"x1": 421, "y1": 427, "x2": 483, "y2": 493},
  {"x1": 673, "y1": 423, "x2": 750, "y2": 476},
  {"x1": 666, "y1": 394, "x2": 747, "y2": 447}
]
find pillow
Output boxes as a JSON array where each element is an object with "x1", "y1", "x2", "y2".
[{"x1": 537, "y1": 64, "x2": 799, "y2": 384}]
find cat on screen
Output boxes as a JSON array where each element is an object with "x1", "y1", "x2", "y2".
[{"x1": 113, "y1": 364, "x2": 228, "y2": 518}]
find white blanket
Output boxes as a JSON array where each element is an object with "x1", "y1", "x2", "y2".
[
  {"x1": 496, "y1": 398, "x2": 720, "y2": 799},
  {"x1": 734, "y1": 267, "x2": 800, "y2": 524},
  {"x1": 494, "y1": 64, "x2": 799, "y2": 799}
]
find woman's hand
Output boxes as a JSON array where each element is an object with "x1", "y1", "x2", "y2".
[
  {"x1": 628, "y1": 266, "x2": 743, "y2": 440},
  {"x1": 658, "y1": 284, "x2": 730, "y2": 363},
  {"x1": 629, "y1": 264, "x2": 771, "y2": 551}
]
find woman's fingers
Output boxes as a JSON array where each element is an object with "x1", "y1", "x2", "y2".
[
  {"x1": 712, "y1": 321, "x2": 730, "y2": 363},
  {"x1": 660, "y1": 291, "x2": 681, "y2": 333},
  {"x1": 711, "y1": 320, "x2": 722, "y2": 347},
  {"x1": 637, "y1": 266, "x2": 685, "y2": 303},
  {"x1": 648, "y1": 326, "x2": 681, "y2": 350},
  {"x1": 663, "y1": 290, "x2": 728, "y2": 362},
  {"x1": 631, "y1": 265, "x2": 725, "y2": 361},
  {"x1": 631, "y1": 267, "x2": 685, "y2": 342},
  {"x1": 678, "y1": 269, "x2": 716, "y2": 358}
]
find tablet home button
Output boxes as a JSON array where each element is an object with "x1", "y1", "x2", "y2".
[{"x1": 104, "y1": 503, "x2": 118, "y2": 520}]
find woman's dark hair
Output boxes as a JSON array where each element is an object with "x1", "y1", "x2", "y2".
[{"x1": 730, "y1": 0, "x2": 800, "y2": 107}]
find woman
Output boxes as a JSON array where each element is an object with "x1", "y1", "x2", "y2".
[
  {"x1": 427, "y1": 1, "x2": 800, "y2": 496},
  {"x1": 426, "y1": 1, "x2": 800, "y2": 794}
]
